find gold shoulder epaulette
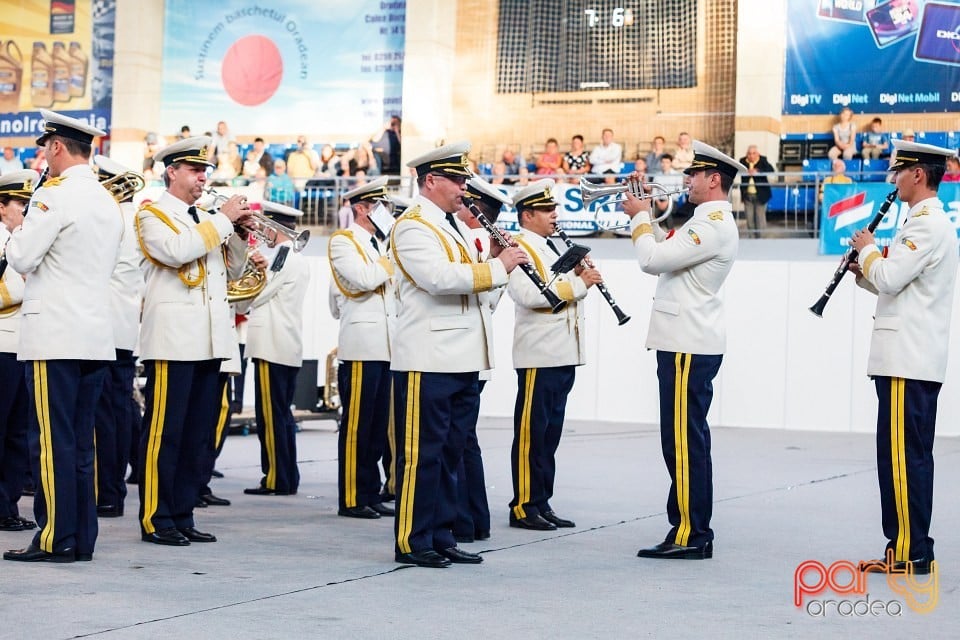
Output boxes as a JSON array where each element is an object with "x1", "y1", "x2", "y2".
[
  {"x1": 41, "y1": 176, "x2": 65, "y2": 188},
  {"x1": 707, "y1": 211, "x2": 724, "y2": 221},
  {"x1": 912, "y1": 207, "x2": 929, "y2": 218},
  {"x1": 402, "y1": 204, "x2": 422, "y2": 219}
]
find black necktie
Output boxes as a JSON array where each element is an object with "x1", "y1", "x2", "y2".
[
  {"x1": 445, "y1": 212, "x2": 465, "y2": 240},
  {"x1": 370, "y1": 236, "x2": 380, "y2": 255},
  {"x1": 546, "y1": 237, "x2": 562, "y2": 255},
  {"x1": 187, "y1": 206, "x2": 199, "y2": 223}
]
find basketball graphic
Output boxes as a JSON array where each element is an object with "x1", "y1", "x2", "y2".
[{"x1": 221, "y1": 35, "x2": 283, "y2": 106}]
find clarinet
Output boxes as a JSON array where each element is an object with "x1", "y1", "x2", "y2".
[
  {"x1": 0, "y1": 167, "x2": 47, "y2": 280},
  {"x1": 809, "y1": 188, "x2": 898, "y2": 318},
  {"x1": 461, "y1": 196, "x2": 567, "y2": 314},
  {"x1": 554, "y1": 226, "x2": 631, "y2": 325}
]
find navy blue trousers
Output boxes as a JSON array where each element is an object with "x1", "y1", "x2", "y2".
[
  {"x1": 455, "y1": 378, "x2": 489, "y2": 536},
  {"x1": 26, "y1": 359, "x2": 107, "y2": 554},
  {"x1": 875, "y1": 376, "x2": 940, "y2": 562},
  {"x1": 0, "y1": 353, "x2": 29, "y2": 519},
  {"x1": 393, "y1": 371, "x2": 478, "y2": 554},
  {"x1": 338, "y1": 360, "x2": 390, "y2": 510},
  {"x1": 381, "y1": 380, "x2": 397, "y2": 499},
  {"x1": 510, "y1": 366, "x2": 575, "y2": 520},
  {"x1": 253, "y1": 359, "x2": 300, "y2": 494},
  {"x1": 656, "y1": 351, "x2": 722, "y2": 548},
  {"x1": 94, "y1": 349, "x2": 135, "y2": 511},
  {"x1": 199, "y1": 373, "x2": 233, "y2": 496},
  {"x1": 138, "y1": 359, "x2": 220, "y2": 534}
]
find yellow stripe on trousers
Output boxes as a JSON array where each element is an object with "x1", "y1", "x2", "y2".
[
  {"x1": 33, "y1": 362, "x2": 56, "y2": 552},
  {"x1": 344, "y1": 361, "x2": 363, "y2": 508},
  {"x1": 891, "y1": 377, "x2": 910, "y2": 562},
  {"x1": 513, "y1": 369, "x2": 537, "y2": 520},
  {"x1": 385, "y1": 380, "x2": 396, "y2": 495},
  {"x1": 258, "y1": 361, "x2": 277, "y2": 490},
  {"x1": 214, "y1": 382, "x2": 230, "y2": 449},
  {"x1": 141, "y1": 361, "x2": 168, "y2": 535},
  {"x1": 674, "y1": 353, "x2": 693, "y2": 546},
  {"x1": 397, "y1": 372, "x2": 421, "y2": 554}
]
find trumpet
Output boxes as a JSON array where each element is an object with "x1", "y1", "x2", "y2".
[
  {"x1": 203, "y1": 187, "x2": 311, "y2": 252},
  {"x1": 580, "y1": 177, "x2": 687, "y2": 228},
  {"x1": 554, "y1": 226, "x2": 630, "y2": 325}
]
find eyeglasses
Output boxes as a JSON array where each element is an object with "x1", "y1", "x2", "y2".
[{"x1": 433, "y1": 173, "x2": 467, "y2": 186}]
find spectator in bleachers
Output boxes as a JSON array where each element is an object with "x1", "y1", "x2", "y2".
[
  {"x1": 561, "y1": 134, "x2": 591, "y2": 184},
  {"x1": 26, "y1": 148, "x2": 46, "y2": 174},
  {"x1": 634, "y1": 157, "x2": 648, "y2": 180},
  {"x1": 644, "y1": 135, "x2": 667, "y2": 170},
  {"x1": 943, "y1": 156, "x2": 960, "y2": 183},
  {"x1": 250, "y1": 137, "x2": 274, "y2": 176},
  {"x1": 316, "y1": 144, "x2": 342, "y2": 178},
  {"x1": 828, "y1": 106, "x2": 857, "y2": 160},
  {"x1": 264, "y1": 158, "x2": 296, "y2": 206},
  {"x1": 286, "y1": 135, "x2": 320, "y2": 188},
  {"x1": 738, "y1": 145, "x2": 776, "y2": 237},
  {"x1": 535, "y1": 138, "x2": 564, "y2": 176},
  {"x1": 0, "y1": 147, "x2": 24, "y2": 174},
  {"x1": 819, "y1": 158, "x2": 853, "y2": 203},
  {"x1": 345, "y1": 142, "x2": 380, "y2": 179},
  {"x1": 492, "y1": 148, "x2": 528, "y2": 185},
  {"x1": 900, "y1": 128, "x2": 916, "y2": 142},
  {"x1": 860, "y1": 118, "x2": 890, "y2": 160},
  {"x1": 210, "y1": 141, "x2": 242, "y2": 185},
  {"x1": 589, "y1": 127, "x2": 623, "y2": 184},
  {"x1": 177, "y1": 125, "x2": 192, "y2": 141},
  {"x1": 208, "y1": 120, "x2": 235, "y2": 164},
  {"x1": 652, "y1": 154, "x2": 684, "y2": 227},
  {"x1": 373, "y1": 115, "x2": 402, "y2": 174},
  {"x1": 671, "y1": 132, "x2": 695, "y2": 172}
]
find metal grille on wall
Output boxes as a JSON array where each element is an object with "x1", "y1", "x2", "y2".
[{"x1": 496, "y1": 0, "x2": 698, "y2": 94}]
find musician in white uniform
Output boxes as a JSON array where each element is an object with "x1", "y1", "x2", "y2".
[
  {"x1": 390, "y1": 142, "x2": 527, "y2": 568},
  {"x1": 623, "y1": 141, "x2": 743, "y2": 560},
  {"x1": 508, "y1": 180, "x2": 601, "y2": 532},
  {"x1": 242, "y1": 201, "x2": 310, "y2": 496},
  {"x1": 135, "y1": 137, "x2": 251, "y2": 546},
  {"x1": 3, "y1": 111, "x2": 121, "y2": 563},
  {"x1": 0, "y1": 170, "x2": 38, "y2": 533},
  {"x1": 328, "y1": 178, "x2": 396, "y2": 518},
  {"x1": 850, "y1": 140, "x2": 959, "y2": 575},
  {"x1": 91, "y1": 155, "x2": 144, "y2": 519}
]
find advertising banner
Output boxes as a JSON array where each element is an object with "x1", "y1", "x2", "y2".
[
  {"x1": 784, "y1": 0, "x2": 960, "y2": 114},
  {"x1": 819, "y1": 181, "x2": 960, "y2": 254},
  {"x1": 160, "y1": 0, "x2": 405, "y2": 138},
  {"x1": 0, "y1": 0, "x2": 115, "y2": 139}
]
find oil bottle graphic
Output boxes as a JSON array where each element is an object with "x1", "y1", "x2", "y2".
[
  {"x1": 31, "y1": 41, "x2": 54, "y2": 108},
  {"x1": 0, "y1": 40, "x2": 23, "y2": 113}
]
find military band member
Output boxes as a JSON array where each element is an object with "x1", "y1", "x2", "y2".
[
  {"x1": 623, "y1": 140, "x2": 742, "y2": 560},
  {"x1": 3, "y1": 111, "x2": 122, "y2": 563},
  {"x1": 451, "y1": 176, "x2": 511, "y2": 542},
  {"x1": 0, "y1": 171, "x2": 39, "y2": 533},
  {"x1": 243, "y1": 201, "x2": 310, "y2": 496},
  {"x1": 136, "y1": 137, "x2": 251, "y2": 546},
  {"x1": 508, "y1": 179, "x2": 601, "y2": 532},
  {"x1": 390, "y1": 142, "x2": 528, "y2": 567},
  {"x1": 91, "y1": 155, "x2": 144, "y2": 519},
  {"x1": 328, "y1": 177, "x2": 396, "y2": 517},
  {"x1": 849, "y1": 140, "x2": 958, "y2": 575}
]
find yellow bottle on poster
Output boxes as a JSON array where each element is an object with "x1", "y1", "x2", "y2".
[
  {"x1": 30, "y1": 41, "x2": 54, "y2": 108},
  {"x1": 68, "y1": 41, "x2": 87, "y2": 98},
  {"x1": 0, "y1": 40, "x2": 24, "y2": 113},
  {"x1": 52, "y1": 41, "x2": 70, "y2": 102}
]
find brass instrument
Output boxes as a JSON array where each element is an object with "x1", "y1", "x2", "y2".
[
  {"x1": 321, "y1": 348, "x2": 341, "y2": 412},
  {"x1": 227, "y1": 254, "x2": 268, "y2": 301},
  {"x1": 100, "y1": 170, "x2": 145, "y2": 202},
  {"x1": 202, "y1": 187, "x2": 311, "y2": 252},
  {"x1": 579, "y1": 177, "x2": 687, "y2": 228}
]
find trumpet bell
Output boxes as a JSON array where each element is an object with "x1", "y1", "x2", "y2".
[{"x1": 249, "y1": 211, "x2": 311, "y2": 252}]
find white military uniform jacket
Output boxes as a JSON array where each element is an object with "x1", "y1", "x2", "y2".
[
  {"x1": 390, "y1": 195, "x2": 509, "y2": 373},
  {"x1": 6, "y1": 163, "x2": 121, "y2": 360},
  {"x1": 631, "y1": 200, "x2": 738, "y2": 355},
  {"x1": 856, "y1": 196, "x2": 958, "y2": 382},
  {"x1": 245, "y1": 241, "x2": 310, "y2": 368},
  {"x1": 0, "y1": 257, "x2": 24, "y2": 354},
  {"x1": 509, "y1": 230, "x2": 588, "y2": 369},
  {"x1": 136, "y1": 190, "x2": 246, "y2": 361},
  {"x1": 328, "y1": 223, "x2": 394, "y2": 362},
  {"x1": 112, "y1": 201, "x2": 144, "y2": 352}
]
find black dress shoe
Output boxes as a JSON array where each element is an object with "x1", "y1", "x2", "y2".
[
  {"x1": 178, "y1": 527, "x2": 217, "y2": 543},
  {"x1": 141, "y1": 528, "x2": 190, "y2": 546},
  {"x1": 338, "y1": 506, "x2": 381, "y2": 519},
  {"x1": 97, "y1": 505, "x2": 124, "y2": 518},
  {"x1": 3, "y1": 543, "x2": 75, "y2": 563},
  {"x1": 637, "y1": 540, "x2": 713, "y2": 560},
  {"x1": 200, "y1": 493, "x2": 231, "y2": 506},
  {"x1": 243, "y1": 486, "x2": 290, "y2": 495},
  {"x1": 211, "y1": 469, "x2": 224, "y2": 478},
  {"x1": 370, "y1": 502, "x2": 395, "y2": 517},
  {"x1": 76, "y1": 553, "x2": 93, "y2": 562},
  {"x1": 379, "y1": 492, "x2": 395, "y2": 502},
  {"x1": 395, "y1": 549, "x2": 451, "y2": 568},
  {"x1": 194, "y1": 499, "x2": 208, "y2": 508},
  {"x1": 474, "y1": 529, "x2": 490, "y2": 541},
  {"x1": 860, "y1": 556, "x2": 934, "y2": 576},
  {"x1": 437, "y1": 546, "x2": 483, "y2": 564},
  {"x1": 542, "y1": 511, "x2": 576, "y2": 528},
  {"x1": 0, "y1": 516, "x2": 29, "y2": 531},
  {"x1": 509, "y1": 514, "x2": 557, "y2": 531}
]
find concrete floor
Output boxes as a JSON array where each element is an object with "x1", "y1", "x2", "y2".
[{"x1": 2, "y1": 418, "x2": 957, "y2": 639}]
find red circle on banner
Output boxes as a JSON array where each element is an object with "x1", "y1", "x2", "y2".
[{"x1": 221, "y1": 35, "x2": 283, "y2": 106}]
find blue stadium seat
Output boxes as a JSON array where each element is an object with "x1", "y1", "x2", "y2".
[
  {"x1": 860, "y1": 158, "x2": 889, "y2": 181},
  {"x1": 843, "y1": 159, "x2": 861, "y2": 174},
  {"x1": 917, "y1": 131, "x2": 948, "y2": 147},
  {"x1": 622, "y1": 161, "x2": 635, "y2": 174},
  {"x1": 947, "y1": 132, "x2": 960, "y2": 150},
  {"x1": 478, "y1": 162, "x2": 493, "y2": 176},
  {"x1": 801, "y1": 158, "x2": 832, "y2": 179}
]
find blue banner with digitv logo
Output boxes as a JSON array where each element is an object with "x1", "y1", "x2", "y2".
[{"x1": 819, "y1": 182, "x2": 960, "y2": 254}]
